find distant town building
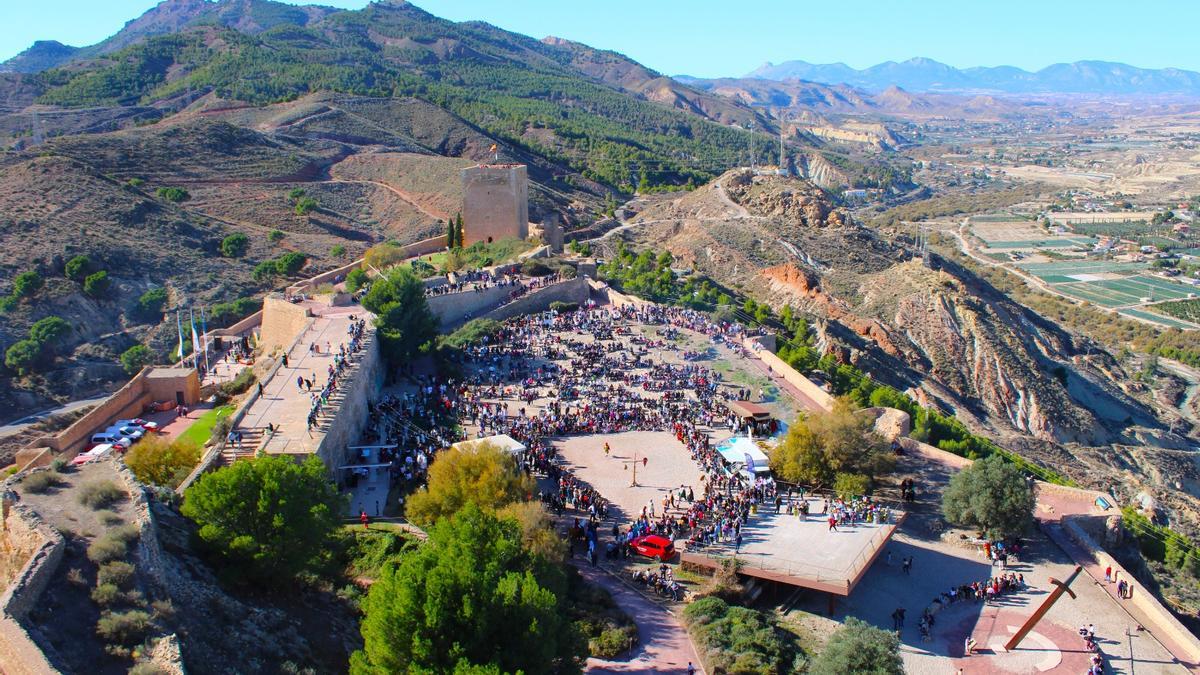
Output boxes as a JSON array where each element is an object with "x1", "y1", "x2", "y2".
[{"x1": 461, "y1": 164, "x2": 529, "y2": 246}]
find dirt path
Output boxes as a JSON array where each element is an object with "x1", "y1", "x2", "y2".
[
  {"x1": 571, "y1": 562, "x2": 704, "y2": 674},
  {"x1": 326, "y1": 177, "x2": 448, "y2": 222}
]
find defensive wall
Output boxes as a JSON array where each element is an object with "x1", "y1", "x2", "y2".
[
  {"x1": 314, "y1": 330, "x2": 384, "y2": 481},
  {"x1": 0, "y1": 490, "x2": 64, "y2": 675},
  {"x1": 258, "y1": 296, "x2": 315, "y2": 356},
  {"x1": 23, "y1": 367, "x2": 201, "y2": 460},
  {"x1": 743, "y1": 336, "x2": 836, "y2": 412},
  {"x1": 428, "y1": 284, "x2": 515, "y2": 329},
  {"x1": 478, "y1": 276, "x2": 589, "y2": 324}
]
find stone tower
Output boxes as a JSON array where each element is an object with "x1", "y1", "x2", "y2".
[{"x1": 460, "y1": 164, "x2": 529, "y2": 246}]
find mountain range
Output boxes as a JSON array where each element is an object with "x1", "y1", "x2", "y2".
[{"x1": 746, "y1": 57, "x2": 1200, "y2": 96}]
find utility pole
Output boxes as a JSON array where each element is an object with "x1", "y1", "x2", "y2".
[{"x1": 748, "y1": 122, "x2": 755, "y2": 171}]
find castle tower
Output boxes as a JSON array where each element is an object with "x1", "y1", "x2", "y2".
[{"x1": 460, "y1": 164, "x2": 529, "y2": 246}]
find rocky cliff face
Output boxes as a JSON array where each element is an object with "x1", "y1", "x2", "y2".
[{"x1": 623, "y1": 169, "x2": 1169, "y2": 448}]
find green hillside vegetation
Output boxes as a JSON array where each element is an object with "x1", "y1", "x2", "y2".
[{"x1": 30, "y1": 3, "x2": 782, "y2": 191}]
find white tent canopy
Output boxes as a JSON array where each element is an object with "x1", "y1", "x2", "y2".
[
  {"x1": 452, "y1": 433, "x2": 527, "y2": 455},
  {"x1": 717, "y1": 436, "x2": 770, "y2": 473}
]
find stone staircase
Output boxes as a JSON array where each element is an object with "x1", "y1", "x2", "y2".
[{"x1": 220, "y1": 426, "x2": 265, "y2": 464}]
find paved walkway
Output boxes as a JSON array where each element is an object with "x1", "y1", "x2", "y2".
[
  {"x1": 235, "y1": 302, "x2": 362, "y2": 456},
  {"x1": 572, "y1": 562, "x2": 704, "y2": 675}
]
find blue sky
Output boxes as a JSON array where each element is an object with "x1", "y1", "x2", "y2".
[{"x1": 3, "y1": 0, "x2": 1199, "y2": 76}]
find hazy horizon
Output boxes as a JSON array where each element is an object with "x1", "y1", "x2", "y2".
[{"x1": 4, "y1": 0, "x2": 1200, "y2": 78}]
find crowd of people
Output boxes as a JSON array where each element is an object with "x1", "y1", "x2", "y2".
[
  {"x1": 305, "y1": 316, "x2": 369, "y2": 431},
  {"x1": 424, "y1": 269, "x2": 519, "y2": 297}
]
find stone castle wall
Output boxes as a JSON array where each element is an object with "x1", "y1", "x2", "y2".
[
  {"x1": 480, "y1": 277, "x2": 589, "y2": 324},
  {"x1": 428, "y1": 284, "x2": 515, "y2": 329},
  {"x1": 461, "y1": 165, "x2": 528, "y2": 246},
  {"x1": 315, "y1": 332, "x2": 384, "y2": 484},
  {"x1": 0, "y1": 493, "x2": 64, "y2": 675},
  {"x1": 258, "y1": 296, "x2": 313, "y2": 357}
]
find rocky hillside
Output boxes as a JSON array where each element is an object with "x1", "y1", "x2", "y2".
[
  {"x1": 0, "y1": 0, "x2": 885, "y2": 415},
  {"x1": 618, "y1": 169, "x2": 1188, "y2": 452}
]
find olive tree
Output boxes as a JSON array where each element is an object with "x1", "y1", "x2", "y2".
[{"x1": 942, "y1": 455, "x2": 1035, "y2": 539}]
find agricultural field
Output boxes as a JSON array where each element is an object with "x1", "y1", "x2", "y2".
[
  {"x1": 1015, "y1": 259, "x2": 1149, "y2": 282},
  {"x1": 969, "y1": 217, "x2": 1097, "y2": 251},
  {"x1": 1054, "y1": 275, "x2": 1198, "y2": 308},
  {"x1": 1118, "y1": 308, "x2": 1200, "y2": 329},
  {"x1": 1145, "y1": 298, "x2": 1200, "y2": 325}
]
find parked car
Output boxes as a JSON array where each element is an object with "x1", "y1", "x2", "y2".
[
  {"x1": 72, "y1": 444, "x2": 114, "y2": 465},
  {"x1": 106, "y1": 425, "x2": 145, "y2": 442},
  {"x1": 630, "y1": 534, "x2": 676, "y2": 561},
  {"x1": 89, "y1": 433, "x2": 132, "y2": 450},
  {"x1": 116, "y1": 418, "x2": 159, "y2": 432}
]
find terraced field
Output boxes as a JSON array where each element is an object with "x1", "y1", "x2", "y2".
[{"x1": 1055, "y1": 275, "x2": 1197, "y2": 308}]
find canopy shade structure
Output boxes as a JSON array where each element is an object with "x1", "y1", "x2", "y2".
[
  {"x1": 718, "y1": 436, "x2": 770, "y2": 473},
  {"x1": 726, "y1": 400, "x2": 772, "y2": 421},
  {"x1": 452, "y1": 433, "x2": 527, "y2": 455}
]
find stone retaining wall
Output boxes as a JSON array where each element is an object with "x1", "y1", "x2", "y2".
[
  {"x1": 479, "y1": 277, "x2": 589, "y2": 324},
  {"x1": 1061, "y1": 516, "x2": 1200, "y2": 664},
  {"x1": 316, "y1": 333, "x2": 384, "y2": 484},
  {"x1": 0, "y1": 492, "x2": 63, "y2": 675},
  {"x1": 743, "y1": 336, "x2": 836, "y2": 412},
  {"x1": 427, "y1": 283, "x2": 514, "y2": 329}
]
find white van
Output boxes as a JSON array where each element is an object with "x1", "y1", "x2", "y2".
[{"x1": 89, "y1": 432, "x2": 132, "y2": 450}]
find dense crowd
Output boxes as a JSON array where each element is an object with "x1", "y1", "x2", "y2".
[{"x1": 305, "y1": 317, "x2": 369, "y2": 431}]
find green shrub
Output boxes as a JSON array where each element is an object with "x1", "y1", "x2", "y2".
[
  {"x1": 275, "y1": 252, "x2": 307, "y2": 276},
  {"x1": 96, "y1": 610, "x2": 151, "y2": 645},
  {"x1": 833, "y1": 472, "x2": 870, "y2": 499},
  {"x1": 83, "y1": 270, "x2": 112, "y2": 298},
  {"x1": 549, "y1": 301, "x2": 578, "y2": 313},
  {"x1": 288, "y1": 188, "x2": 306, "y2": 201},
  {"x1": 252, "y1": 260, "x2": 277, "y2": 282},
  {"x1": 97, "y1": 510, "x2": 124, "y2": 526},
  {"x1": 120, "y1": 345, "x2": 156, "y2": 375},
  {"x1": 5, "y1": 339, "x2": 42, "y2": 375},
  {"x1": 294, "y1": 196, "x2": 318, "y2": 215},
  {"x1": 345, "y1": 267, "x2": 369, "y2": 293},
  {"x1": 219, "y1": 368, "x2": 257, "y2": 397},
  {"x1": 98, "y1": 561, "x2": 136, "y2": 589},
  {"x1": 22, "y1": 471, "x2": 63, "y2": 493},
  {"x1": 110, "y1": 524, "x2": 142, "y2": 545},
  {"x1": 682, "y1": 596, "x2": 798, "y2": 675},
  {"x1": 78, "y1": 480, "x2": 125, "y2": 509},
  {"x1": 65, "y1": 255, "x2": 93, "y2": 281},
  {"x1": 156, "y1": 186, "x2": 189, "y2": 203},
  {"x1": 12, "y1": 270, "x2": 43, "y2": 298},
  {"x1": 49, "y1": 457, "x2": 68, "y2": 472},
  {"x1": 590, "y1": 625, "x2": 637, "y2": 659},
  {"x1": 268, "y1": 229, "x2": 285, "y2": 243},
  {"x1": 128, "y1": 663, "x2": 168, "y2": 675},
  {"x1": 91, "y1": 583, "x2": 122, "y2": 606},
  {"x1": 330, "y1": 244, "x2": 346, "y2": 257},
  {"x1": 125, "y1": 177, "x2": 144, "y2": 188},
  {"x1": 208, "y1": 296, "x2": 261, "y2": 327},
  {"x1": 87, "y1": 536, "x2": 127, "y2": 564},
  {"x1": 221, "y1": 233, "x2": 250, "y2": 258},
  {"x1": 136, "y1": 287, "x2": 168, "y2": 317}
]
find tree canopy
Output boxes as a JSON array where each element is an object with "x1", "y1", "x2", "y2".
[
  {"x1": 769, "y1": 398, "x2": 892, "y2": 488},
  {"x1": 406, "y1": 441, "x2": 536, "y2": 528},
  {"x1": 809, "y1": 617, "x2": 903, "y2": 675},
  {"x1": 181, "y1": 454, "x2": 346, "y2": 585},
  {"x1": 120, "y1": 344, "x2": 156, "y2": 375},
  {"x1": 942, "y1": 455, "x2": 1035, "y2": 540},
  {"x1": 351, "y1": 503, "x2": 585, "y2": 675},
  {"x1": 361, "y1": 267, "x2": 437, "y2": 367},
  {"x1": 124, "y1": 434, "x2": 200, "y2": 488}
]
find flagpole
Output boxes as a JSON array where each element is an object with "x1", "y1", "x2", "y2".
[
  {"x1": 200, "y1": 307, "x2": 210, "y2": 376},
  {"x1": 176, "y1": 311, "x2": 185, "y2": 364}
]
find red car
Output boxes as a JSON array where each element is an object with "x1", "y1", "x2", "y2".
[{"x1": 630, "y1": 535, "x2": 676, "y2": 561}]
